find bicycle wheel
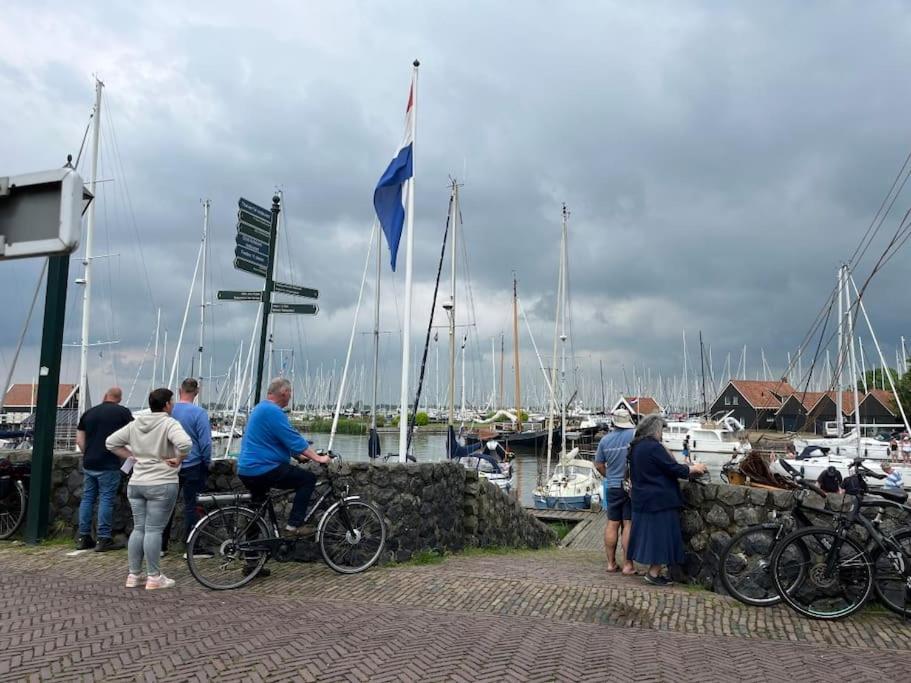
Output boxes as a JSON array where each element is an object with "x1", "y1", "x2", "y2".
[
  {"x1": 319, "y1": 500, "x2": 386, "y2": 574},
  {"x1": 771, "y1": 526, "x2": 873, "y2": 620},
  {"x1": 719, "y1": 524, "x2": 799, "y2": 606},
  {"x1": 872, "y1": 527, "x2": 911, "y2": 618},
  {"x1": 0, "y1": 479, "x2": 27, "y2": 540},
  {"x1": 186, "y1": 506, "x2": 272, "y2": 590}
]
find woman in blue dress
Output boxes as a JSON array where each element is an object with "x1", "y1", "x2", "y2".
[{"x1": 626, "y1": 414, "x2": 706, "y2": 586}]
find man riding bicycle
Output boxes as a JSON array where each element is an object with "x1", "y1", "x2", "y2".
[{"x1": 238, "y1": 378, "x2": 331, "y2": 546}]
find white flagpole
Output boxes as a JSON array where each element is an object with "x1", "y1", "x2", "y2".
[{"x1": 398, "y1": 60, "x2": 419, "y2": 463}]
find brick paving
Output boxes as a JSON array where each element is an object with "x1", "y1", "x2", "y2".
[{"x1": 1, "y1": 543, "x2": 911, "y2": 681}]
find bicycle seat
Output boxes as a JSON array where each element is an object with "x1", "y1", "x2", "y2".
[{"x1": 876, "y1": 488, "x2": 909, "y2": 504}]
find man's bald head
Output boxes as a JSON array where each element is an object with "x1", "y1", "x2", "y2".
[{"x1": 103, "y1": 387, "x2": 123, "y2": 404}]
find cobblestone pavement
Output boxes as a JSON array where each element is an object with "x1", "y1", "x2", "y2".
[{"x1": 1, "y1": 543, "x2": 911, "y2": 681}]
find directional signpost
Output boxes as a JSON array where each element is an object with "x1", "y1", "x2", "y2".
[
  {"x1": 217, "y1": 290, "x2": 262, "y2": 302},
  {"x1": 273, "y1": 281, "x2": 319, "y2": 299},
  {"x1": 271, "y1": 302, "x2": 319, "y2": 315},
  {"x1": 220, "y1": 195, "x2": 321, "y2": 402}
]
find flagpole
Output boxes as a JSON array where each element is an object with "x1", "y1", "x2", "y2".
[{"x1": 398, "y1": 59, "x2": 419, "y2": 463}]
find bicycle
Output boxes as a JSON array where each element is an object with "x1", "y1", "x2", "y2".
[
  {"x1": 0, "y1": 462, "x2": 29, "y2": 540},
  {"x1": 185, "y1": 453, "x2": 386, "y2": 590},
  {"x1": 769, "y1": 458, "x2": 911, "y2": 620},
  {"x1": 719, "y1": 460, "x2": 834, "y2": 606}
]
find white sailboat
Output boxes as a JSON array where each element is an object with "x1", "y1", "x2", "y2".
[
  {"x1": 773, "y1": 265, "x2": 911, "y2": 483},
  {"x1": 534, "y1": 205, "x2": 602, "y2": 510}
]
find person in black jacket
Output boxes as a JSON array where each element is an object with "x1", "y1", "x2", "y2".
[
  {"x1": 626, "y1": 414, "x2": 706, "y2": 586},
  {"x1": 75, "y1": 387, "x2": 133, "y2": 551}
]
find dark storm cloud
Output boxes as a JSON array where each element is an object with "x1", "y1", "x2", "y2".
[{"x1": 2, "y1": 1, "x2": 911, "y2": 405}]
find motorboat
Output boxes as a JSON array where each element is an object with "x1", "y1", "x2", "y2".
[
  {"x1": 533, "y1": 448, "x2": 603, "y2": 510},
  {"x1": 663, "y1": 415, "x2": 751, "y2": 459},
  {"x1": 446, "y1": 427, "x2": 515, "y2": 493},
  {"x1": 793, "y1": 431, "x2": 891, "y2": 460},
  {"x1": 770, "y1": 445, "x2": 911, "y2": 488}
]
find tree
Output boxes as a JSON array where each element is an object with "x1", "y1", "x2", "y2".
[{"x1": 856, "y1": 366, "x2": 899, "y2": 392}]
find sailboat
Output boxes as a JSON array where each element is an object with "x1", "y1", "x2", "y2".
[
  {"x1": 534, "y1": 206, "x2": 602, "y2": 510},
  {"x1": 462, "y1": 277, "x2": 558, "y2": 450},
  {"x1": 433, "y1": 181, "x2": 514, "y2": 492},
  {"x1": 772, "y1": 265, "x2": 911, "y2": 486}
]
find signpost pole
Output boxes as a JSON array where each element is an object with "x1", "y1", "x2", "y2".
[
  {"x1": 253, "y1": 195, "x2": 280, "y2": 403},
  {"x1": 25, "y1": 254, "x2": 70, "y2": 543}
]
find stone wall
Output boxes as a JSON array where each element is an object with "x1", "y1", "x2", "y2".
[
  {"x1": 2, "y1": 452, "x2": 555, "y2": 561},
  {"x1": 678, "y1": 481, "x2": 909, "y2": 590}
]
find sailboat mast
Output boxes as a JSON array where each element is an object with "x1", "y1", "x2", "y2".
[
  {"x1": 151, "y1": 307, "x2": 160, "y2": 395},
  {"x1": 490, "y1": 337, "x2": 496, "y2": 410},
  {"x1": 371, "y1": 218, "x2": 381, "y2": 430},
  {"x1": 599, "y1": 359, "x2": 605, "y2": 415},
  {"x1": 544, "y1": 206, "x2": 565, "y2": 481},
  {"x1": 78, "y1": 77, "x2": 104, "y2": 414},
  {"x1": 846, "y1": 267, "x2": 862, "y2": 453},
  {"x1": 460, "y1": 335, "x2": 467, "y2": 419},
  {"x1": 197, "y1": 199, "x2": 210, "y2": 401},
  {"x1": 699, "y1": 330, "x2": 707, "y2": 417},
  {"x1": 560, "y1": 204, "x2": 568, "y2": 458},
  {"x1": 499, "y1": 333, "x2": 505, "y2": 411},
  {"x1": 836, "y1": 265, "x2": 845, "y2": 436},
  {"x1": 681, "y1": 330, "x2": 688, "y2": 414},
  {"x1": 447, "y1": 181, "x2": 457, "y2": 425},
  {"x1": 513, "y1": 274, "x2": 522, "y2": 430}
]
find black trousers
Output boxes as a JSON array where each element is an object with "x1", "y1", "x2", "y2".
[{"x1": 239, "y1": 462, "x2": 317, "y2": 527}]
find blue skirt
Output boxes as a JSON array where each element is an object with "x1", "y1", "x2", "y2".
[{"x1": 627, "y1": 509, "x2": 685, "y2": 566}]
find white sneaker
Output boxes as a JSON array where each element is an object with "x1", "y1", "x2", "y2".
[
  {"x1": 125, "y1": 573, "x2": 146, "y2": 588},
  {"x1": 145, "y1": 574, "x2": 176, "y2": 590}
]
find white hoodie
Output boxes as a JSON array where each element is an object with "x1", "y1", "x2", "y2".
[{"x1": 106, "y1": 412, "x2": 192, "y2": 486}]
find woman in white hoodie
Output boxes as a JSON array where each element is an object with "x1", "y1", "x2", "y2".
[{"x1": 107, "y1": 388, "x2": 192, "y2": 590}]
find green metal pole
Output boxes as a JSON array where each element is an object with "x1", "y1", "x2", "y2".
[
  {"x1": 253, "y1": 195, "x2": 280, "y2": 404},
  {"x1": 25, "y1": 254, "x2": 70, "y2": 544}
]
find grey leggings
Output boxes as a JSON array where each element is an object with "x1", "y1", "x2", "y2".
[{"x1": 127, "y1": 483, "x2": 178, "y2": 576}]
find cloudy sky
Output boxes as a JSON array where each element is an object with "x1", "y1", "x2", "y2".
[{"x1": 2, "y1": 1, "x2": 911, "y2": 410}]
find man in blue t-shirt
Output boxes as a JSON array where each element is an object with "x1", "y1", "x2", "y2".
[
  {"x1": 238, "y1": 377, "x2": 330, "y2": 541},
  {"x1": 594, "y1": 408, "x2": 636, "y2": 574},
  {"x1": 166, "y1": 377, "x2": 214, "y2": 556}
]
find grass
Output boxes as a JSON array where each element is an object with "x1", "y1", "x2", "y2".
[
  {"x1": 547, "y1": 521, "x2": 574, "y2": 540},
  {"x1": 396, "y1": 544, "x2": 530, "y2": 567}
]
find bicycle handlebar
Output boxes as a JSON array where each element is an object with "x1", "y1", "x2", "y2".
[{"x1": 776, "y1": 458, "x2": 827, "y2": 498}]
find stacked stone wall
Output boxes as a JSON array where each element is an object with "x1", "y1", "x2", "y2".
[{"x1": 1, "y1": 452, "x2": 555, "y2": 561}]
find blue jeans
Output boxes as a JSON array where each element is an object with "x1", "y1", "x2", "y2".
[
  {"x1": 161, "y1": 461, "x2": 209, "y2": 548},
  {"x1": 127, "y1": 483, "x2": 178, "y2": 576},
  {"x1": 78, "y1": 469, "x2": 121, "y2": 538}
]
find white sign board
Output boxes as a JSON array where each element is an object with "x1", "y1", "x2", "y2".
[{"x1": 0, "y1": 167, "x2": 89, "y2": 260}]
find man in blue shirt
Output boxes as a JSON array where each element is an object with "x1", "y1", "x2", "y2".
[
  {"x1": 239, "y1": 377, "x2": 330, "y2": 538},
  {"x1": 166, "y1": 377, "x2": 213, "y2": 556},
  {"x1": 594, "y1": 408, "x2": 636, "y2": 575}
]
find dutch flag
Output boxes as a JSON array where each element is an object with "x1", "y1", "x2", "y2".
[{"x1": 373, "y1": 77, "x2": 415, "y2": 271}]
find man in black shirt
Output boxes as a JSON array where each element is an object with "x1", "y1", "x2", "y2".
[
  {"x1": 76, "y1": 387, "x2": 133, "y2": 551},
  {"x1": 817, "y1": 466, "x2": 844, "y2": 494}
]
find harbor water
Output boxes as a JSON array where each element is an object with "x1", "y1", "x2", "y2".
[{"x1": 219, "y1": 431, "x2": 732, "y2": 508}]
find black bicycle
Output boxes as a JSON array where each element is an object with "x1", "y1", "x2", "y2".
[
  {"x1": 719, "y1": 460, "x2": 834, "y2": 606},
  {"x1": 185, "y1": 454, "x2": 386, "y2": 590},
  {"x1": 770, "y1": 458, "x2": 911, "y2": 620},
  {"x1": 0, "y1": 462, "x2": 29, "y2": 540}
]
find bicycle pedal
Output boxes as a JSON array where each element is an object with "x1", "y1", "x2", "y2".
[{"x1": 275, "y1": 542, "x2": 294, "y2": 562}]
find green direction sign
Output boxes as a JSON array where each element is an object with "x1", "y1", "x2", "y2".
[
  {"x1": 235, "y1": 232, "x2": 269, "y2": 255},
  {"x1": 238, "y1": 197, "x2": 271, "y2": 223},
  {"x1": 237, "y1": 221, "x2": 270, "y2": 243},
  {"x1": 217, "y1": 290, "x2": 263, "y2": 302},
  {"x1": 273, "y1": 281, "x2": 319, "y2": 299},
  {"x1": 237, "y1": 209, "x2": 271, "y2": 233},
  {"x1": 271, "y1": 302, "x2": 318, "y2": 315},
  {"x1": 234, "y1": 257, "x2": 267, "y2": 278},
  {"x1": 235, "y1": 245, "x2": 269, "y2": 267}
]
